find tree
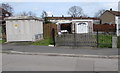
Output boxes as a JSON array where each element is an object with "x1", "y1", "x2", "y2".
[
  {"x1": 67, "y1": 6, "x2": 85, "y2": 17},
  {"x1": 94, "y1": 9, "x2": 106, "y2": 17},
  {"x1": 41, "y1": 11, "x2": 51, "y2": 24},
  {"x1": 27, "y1": 11, "x2": 36, "y2": 16},
  {"x1": 18, "y1": 12, "x2": 28, "y2": 16},
  {"x1": 82, "y1": 14, "x2": 88, "y2": 17},
  {"x1": 1, "y1": 3, "x2": 14, "y2": 15},
  {"x1": 17, "y1": 11, "x2": 36, "y2": 16},
  {"x1": 0, "y1": 3, "x2": 13, "y2": 40},
  {"x1": 41, "y1": 11, "x2": 48, "y2": 18}
]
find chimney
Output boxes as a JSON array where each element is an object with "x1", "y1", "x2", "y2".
[
  {"x1": 110, "y1": 8, "x2": 112, "y2": 11},
  {"x1": 52, "y1": 15, "x2": 53, "y2": 17}
]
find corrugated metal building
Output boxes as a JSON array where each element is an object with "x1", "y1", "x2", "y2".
[{"x1": 5, "y1": 16, "x2": 43, "y2": 42}]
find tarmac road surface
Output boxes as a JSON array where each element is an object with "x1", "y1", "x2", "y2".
[{"x1": 2, "y1": 53, "x2": 118, "y2": 71}]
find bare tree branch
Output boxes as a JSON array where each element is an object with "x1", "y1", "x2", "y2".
[
  {"x1": 17, "y1": 11, "x2": 36, "y2": 16},
  {"x1": 41, "y1": 11, "x2": 48, "y2": 18},
  {"x1": 0, "y1": 3, "x2": 14, "y2": 15},
  {"x1": 94, "y1": 9, "x2": 106, "y2": 17},
  {"x1": 67, "y1": 6, "x2": 86, "y2": 17},
  {"x1": 28, "y1": 11, "x2": 36, "y2": 16}
]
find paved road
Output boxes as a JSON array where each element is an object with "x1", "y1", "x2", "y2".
[
  {"x1": 2, "y1": 43, "x2": 119, "y2": 56},
  {"x1": 2, "y1": 53, "x2": 118, "y2": 71},
  {"x1": 0, "y1": 46, "x2": 1, "y2": 73}
]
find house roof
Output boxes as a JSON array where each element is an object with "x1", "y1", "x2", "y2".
[
  {"x1": 106, "y1": 10, "x2": 120, "y2": 16},
  {"x1": 46, "y1": 17, "x2": 100, "y2": 20}
]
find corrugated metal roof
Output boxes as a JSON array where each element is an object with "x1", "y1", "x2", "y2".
[
  {"x1": 46, "y1": 17, "x2": 100, "y2": 20},
  {"x1": 5, "y1": 16, "x2": 43, "y2": 21}
]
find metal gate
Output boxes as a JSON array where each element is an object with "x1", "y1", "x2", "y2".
[
  {"x1": 55, "y1": 29, "x2": 116, "y2": 48},
  {"x1": 55, "y1": 33, "x2": 97, "y2": 48}
]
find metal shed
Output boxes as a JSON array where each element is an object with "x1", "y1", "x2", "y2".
[{"x1": 5, "y1": 16, "x2": 43, "y2": 42}]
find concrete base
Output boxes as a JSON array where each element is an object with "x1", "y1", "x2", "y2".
[{"x1": 112, "y1": 36, "x2": 117, "y2": 48}]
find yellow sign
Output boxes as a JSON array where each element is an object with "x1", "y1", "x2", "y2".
[
  {"x1": 13, "y1": 24, "x2": 19, "y2": 27},
  {"x1": 13, "y1": 24, "x2": 19, "y2": 29}
]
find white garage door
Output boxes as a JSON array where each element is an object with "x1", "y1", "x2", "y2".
[{"x1": 76, "y1": 22, "x2": 88, "y2": 33}]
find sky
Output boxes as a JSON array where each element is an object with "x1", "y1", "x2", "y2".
[
  {"x1": 1, "y1": 0, "x2": 120, "y2": 2},
  {"x1": 1, "y1": 1, "x2": 119, "y2": 17}
]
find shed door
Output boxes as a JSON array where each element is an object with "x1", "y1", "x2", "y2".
[{"x1": 76, "y1": 22, "x2": 88, "y2": 33}]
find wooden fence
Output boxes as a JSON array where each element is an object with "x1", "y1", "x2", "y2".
[
  {"x1": 43, "y1": 24, "x2": 57, "y2": 39},
  {"x1": 93, "y1": 24, "x2": 116, "y2": 32}
]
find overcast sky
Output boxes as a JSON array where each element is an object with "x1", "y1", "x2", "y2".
[{"x1": 1, "y1": 1, "x2": 119, "y2": 17}]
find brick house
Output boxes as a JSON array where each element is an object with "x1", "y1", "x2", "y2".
[{"x1": 100, "y1": 9, "x2": 120, "y2": 36}]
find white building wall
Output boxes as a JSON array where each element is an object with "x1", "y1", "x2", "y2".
[
  {"x1": 28, "y1": 20, "x2": 43, "y2": 41},
  {"x1": 6, "y1": 21, "x2": 12, "y2": 42},
  {"x1": 72, "y1": 20, "x2": 93, "y2": 33},
  {"x1": 30, "y1": 20, "x2": 35, "y2": 41},
  {"x1": 6, "y1": 20, "x2": 33, "y2": 42},
  {"x1": 22, "y1": 20, "x2": 32, "y2": 41},
  {"x1": 116, "y1": 16, "x2": 120, "y2": 36},
  {"x1": 6, "y1": 19, "x2": 43, "y2": 42},
  {"x1": 38, "y1": 20, "x2": 43, "y2": 39}
]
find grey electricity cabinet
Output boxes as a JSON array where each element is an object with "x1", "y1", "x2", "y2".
[{"x1": 5, "y1": 16, "x2": 43, "y2": 42}]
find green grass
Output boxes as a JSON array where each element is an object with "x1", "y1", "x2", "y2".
[
  {"x1": 0, "y1": 40, "x2": 2, "y2": 43},
  {"x1": 97, "y1": 35, "x2": 120, "y2": 48},
  {"x1": 32, "y1": 38, "x2": 53, "y2": 46},
  {"x1": 0, "y1": 39, "x2": 6, "y2": 44},
  {"x1": 98, "y1": 34, "x2": 112, "y2": 48},
  {"x1": 117, "y1": 36, "x2": 120, "y2": 48}
]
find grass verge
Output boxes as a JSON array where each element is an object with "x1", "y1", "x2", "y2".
[
  {"x1": 0, "y1": 39, "x2": 6, "y2": 44},
  {"x1": 32, "y1": 38, "x2": 53, "y2": 46},
  {"x1": 98, "y1": 35, "x2": 112, "y2": 48},
  {"x1": 117, "y1": 36, "x2": 120, "y2": 48}
]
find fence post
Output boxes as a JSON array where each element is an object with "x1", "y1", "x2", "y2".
[
  {"x1": 96, "y1": 30, "x2": 99, "y2": 48},
  {"x1": 112, "y1": 36, "x2": 117, "y2": 48},
  {"x1": 52, "y1": 28, "x2": 55, "y2": 46},
  {"x1": 73, "y1": 23, "x2": 76, "y2": 48}
]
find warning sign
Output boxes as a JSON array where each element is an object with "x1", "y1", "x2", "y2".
[{"x1": 13, "y1": 24, "x2": 19, "y2": 29}]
